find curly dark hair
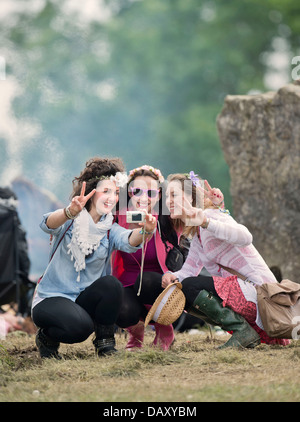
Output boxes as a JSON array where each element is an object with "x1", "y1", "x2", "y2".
[{"x1": 71, "y1": 156, "x2": 125, "y2": 211}]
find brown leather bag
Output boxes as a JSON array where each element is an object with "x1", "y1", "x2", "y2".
[
  {"x1": 218, "y1": 264, "x2": 300, "y2": 339},
  {"x1": 256, "y1": 279, "x2": 300, "y2": 339}
]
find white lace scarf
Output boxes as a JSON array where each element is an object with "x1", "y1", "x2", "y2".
[{"x1": 67, "y1": 208, "x2": 113, "y2": 281}]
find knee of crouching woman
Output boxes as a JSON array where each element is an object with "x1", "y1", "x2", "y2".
[{"x1": 101, "y1": 275, "x2": 123, "y2": 294}]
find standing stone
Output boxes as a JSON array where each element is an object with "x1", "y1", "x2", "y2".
[{"x1": 217, "y1": 83, "x2": 300, "y2": 281}]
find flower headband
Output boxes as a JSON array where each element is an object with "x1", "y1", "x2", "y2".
[
  {"x1": 184, "y1": 171, "x2": 201, "y2": 187},
  {"x1": 128, "y1": 165, "x2": 164, "y2": 183},
  {"x1": 186, "y1": 171, "x2": 228, "y2": 213},
  {"x1": 88, "y1": 172, "x2": 128, "y2": 188}
]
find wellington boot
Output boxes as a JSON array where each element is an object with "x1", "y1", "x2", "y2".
[
  {"x1": 125, "y1": 321, "x2": 145, "y2": 350},
  {"x1": 187, "y1": 302, "x2": 216, "y2": 326},
  {"x1": 190, "y1": 290, "x2": 261, "y2": 349},
  {"x1": 153, "y1": 323, "x2": 175, "y2": 351}
]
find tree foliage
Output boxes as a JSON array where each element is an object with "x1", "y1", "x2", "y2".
[{"x1": 1, "y1": 0, "x2": 300, "y2": 207}]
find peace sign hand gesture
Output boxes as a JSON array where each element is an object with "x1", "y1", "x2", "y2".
[
  {"x1": 198, "y1": 180, "x2": 224, "y2": 207},
  {"x1": 180, "y1": 195, "x2": 206, "y2": 227},
  {"x1": 68, "y1": 182, "x2": 96, "y2": 218}
]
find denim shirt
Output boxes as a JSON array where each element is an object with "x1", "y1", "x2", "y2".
[{"x1": 34, "y1": 212, "x2": 140, "y2": 304}]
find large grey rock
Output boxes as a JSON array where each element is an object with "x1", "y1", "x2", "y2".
[{"x1": 217, "y1": 83, "x2": 300, "y2": 281}]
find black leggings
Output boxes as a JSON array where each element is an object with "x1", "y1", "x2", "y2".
[
  {"x1": 116, "y1": 272, "x2": 220, "y2": 328},
  {"x1": 116, "y1": 286, "x2": 146, "y2": 328},
  {"x1": 32, "y1": 275, "x2": 123, "y2": 344}
]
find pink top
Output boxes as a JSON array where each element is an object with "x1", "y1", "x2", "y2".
[
  {"x1": 111, "y1": 212, "x2": 179, "y2": 287},
  {"x1": 174, "y1": 208, "x2": 277, "y2": 286},
  {"x1": 118, "y1": 236, "x2": 162, "y2": 286}
]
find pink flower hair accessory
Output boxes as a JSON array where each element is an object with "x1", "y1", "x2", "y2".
[{"x1": 128, "y1": 165, "x2": 164, "y2": 183}]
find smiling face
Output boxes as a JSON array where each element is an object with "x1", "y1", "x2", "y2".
[
  {"x1": 92, "y1": 179, "x2": 119, "y2": 216},
  {"x1": 128, "y1": 176, "x2": 160, "y2": 214},
  {"x1": 166, "y1": 180, "x2": 192, "y2": 219}
]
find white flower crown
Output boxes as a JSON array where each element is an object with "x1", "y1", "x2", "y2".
[
  {"x1": 110, "y1": 172, "x2": 128, "y2": 187},
  {"x1": 128, "y1": 165, "x2": 164, "y2": 183}
]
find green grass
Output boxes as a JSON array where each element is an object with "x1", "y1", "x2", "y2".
[{"x1": 0, "y1": 329, "x2": 299, "y2": 402}]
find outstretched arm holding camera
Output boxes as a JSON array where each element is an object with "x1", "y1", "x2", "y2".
[{"x1": 128, "y1": 211, "x2": 156, "y2": 247}]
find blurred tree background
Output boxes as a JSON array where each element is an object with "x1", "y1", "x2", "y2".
[{"x1": 1, "y1": 0, "x2": 300, "y2": 209}]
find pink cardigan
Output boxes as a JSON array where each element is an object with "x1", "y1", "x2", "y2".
[
  {"x1": 174, "y1": 208, "x2": 277, "y2": 286},
  {"x1": 111, "y1": 213, "x2": 178, "y2": 282}
]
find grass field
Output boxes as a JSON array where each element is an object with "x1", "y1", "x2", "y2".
[{"x1": 1, "y1": 328, "x2": 300, "y2": 403}]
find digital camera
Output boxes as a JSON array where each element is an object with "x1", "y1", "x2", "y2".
[{"x1": 126, "y1": 210, "x2": 146, "y2": 223}]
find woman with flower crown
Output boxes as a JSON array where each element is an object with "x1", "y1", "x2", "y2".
[
  {"x1": 31, "y1": 157, "x2": 156, "y2": 359},
  {"x1": 139, "y1": 172, "x2": 289, "y2": 348},
  {"x1": 112, "y1": 165, "x2": 191, "y2": 351}
]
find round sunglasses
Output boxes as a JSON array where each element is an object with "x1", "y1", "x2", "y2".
[{"x1": 130, "y1": 187, "x2": 160, "y2": 198}]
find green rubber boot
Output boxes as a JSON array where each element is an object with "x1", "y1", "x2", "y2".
[
  {"x1": 187, "y1": 301, "x2": 216, "y2": 326},
  {"x1": 189, "y1": 290, "x2": 261, "y2": 349}
]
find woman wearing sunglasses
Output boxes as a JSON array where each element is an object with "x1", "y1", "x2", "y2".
[{"x1": 112, "y1": 165, "x2": 187, "y2": 350}]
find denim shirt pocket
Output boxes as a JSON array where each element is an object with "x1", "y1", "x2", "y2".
[{"x1": 97, "y1": 235, "x2": 110, "y2": 260}]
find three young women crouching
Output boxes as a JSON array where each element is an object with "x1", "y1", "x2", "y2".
[{"x1": 32, "y1": 158, "x2": 288, "y2": 360}]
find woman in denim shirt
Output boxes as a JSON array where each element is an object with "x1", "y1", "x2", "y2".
[{"x1": 32, "y1": 157, "x2": 156, "y2": 359}]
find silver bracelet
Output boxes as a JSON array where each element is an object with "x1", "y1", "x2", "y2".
[
  {"x1": 201, "y1": 217, "x2": 210, "y2": 229},
  {"x1": 64, "y1": 205, "x2": 78, "y2": 220}
]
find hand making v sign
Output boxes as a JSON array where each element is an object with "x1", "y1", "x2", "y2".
[
  {"x1": 199, "y1": 180, "x2": 224, "y2": 207},
  {"x1": 68, "y1": 181, "x2": 96, "y2": 218}
]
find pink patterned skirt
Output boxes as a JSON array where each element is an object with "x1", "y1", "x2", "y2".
[{"x1": 213, "y1": 275, "x2": 290, "y2": 346}]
